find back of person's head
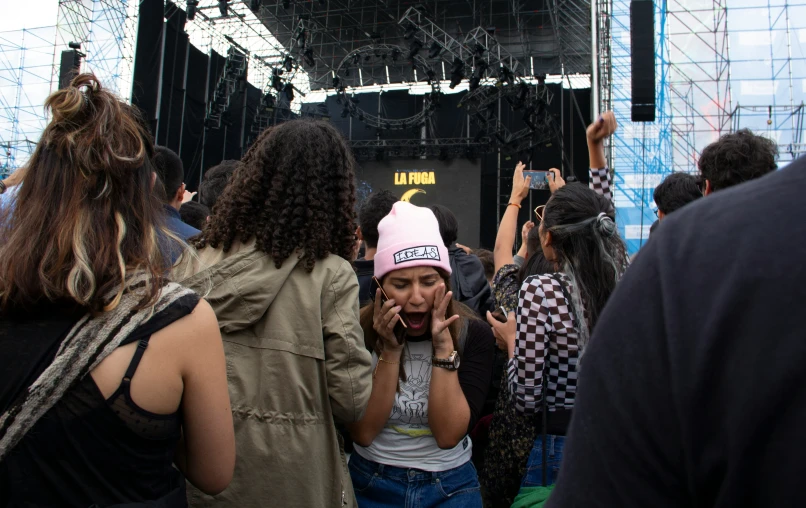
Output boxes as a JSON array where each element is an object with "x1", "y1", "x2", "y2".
[
  {"x1": 179, "y1": 201, "x2": 209, "y2": 231},
  {"x1": 542, "y1": 184, "x2": 628, "y2": 337},
  {"x1": 474, "y1": 248, "x2": 495, "y2": 282},
  {"x1": 518, "y1": 227, "x2": 556, "y2": 284},
  {"x1": 429, "y1": 204, "x2": 459, "y2": 247},
  {"x1": 195, "y1": 119, "x2": 356, "y2": 271},
  {"x1": 698, "y1": 129, "x2": 777, "y2": 192},
  {"x1": 0, "y1": 73, "x2": 169, "y2": 313},
  {"x1": 153, "y1": 146, "x2": 184, "y2": 202},
  {"x1": 653, "y1": 172, "x2": 702, "y2": 216},
  {"x1": 199, "y1": 159, "x2": 239, "y2": 210},
  {"x1": 358, "y1": 190, "x2": 397, "y2": 249}
]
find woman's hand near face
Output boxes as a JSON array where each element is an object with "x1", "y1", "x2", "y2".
[
  {"x1": 431, "y1": 283, "x2": 460, "y2": 357},
  {"x1": 372, "y1": 289, "x2": 405, "y2": 352}
]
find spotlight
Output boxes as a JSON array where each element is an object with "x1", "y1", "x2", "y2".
[
  {"x1": 474, "y1": 43, "x2": 486, "y2": 56},
  {"x1": 249, "y1": 0, "x2": 261, "y2": 11},
  {"x1": 332, "y1": 75, "x2": 341, "y2": 89},
  {"x1": 425, "y1": 67, "x2": 436, "y2": 83},
  {"x1": 403, "y1": 22, "x2": 417, "y2": 40},
  {"x1": 517, "y1": 82, "x2": 529, "y2": 103},
  {"x1": 283, "y1": 0, "x2": 290, "y2": 8},
  {"x1": 408, "y1": 40, "x2": 423, "y2": 59},
  {"x1": 283, "y1": 83, "x2": 295, "y2": 102},
  {"x1": 341, "y1": 105, "x2": 350, "y2": 118},
  {"x1": 218, "y1": 0, "x2": 228, "y2": 17},
  {"x1": 271, "y1": 69, "x2": 283, "y2": 91},
  {"x1": 283, "y1": 55, "x2": 294, "y2": 72},
  {"x1": 391, "y1": 48, "x2": 401, "y2": 61},
  {"x1": 469, "y1": 75, "x2": 481, "y2": 90},
  {"x1": 261, "y1": 94, "x2": 275, "y2": 111},
  {"x1": 352, "y1": 53, "x2": 360, "y2": 65},
  {"x1": 498, "y1": 65, "x2": 515, "y2": 86},
  {"x1": 428, "y1": 41, "x2": 442, "y2": 59},
  {"x1": 186, "y1": 0, "x2": 198, "y2": 20},
  {"x1": 296, "y1": 28, "x2": 306, "y2": 48},
  {"x1": 449, "y1": 57, "x2": 464, "y2": 89},
  {"x1": 344, "y1": 64, "x2": 350, "y2": 77},
  {"x1": 303, "y1": 48, "x2": 315, "y2": 67}
]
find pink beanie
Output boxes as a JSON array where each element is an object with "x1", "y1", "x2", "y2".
[{"x1": 374, "y1": 201, "x2": 452, "y2": 279}]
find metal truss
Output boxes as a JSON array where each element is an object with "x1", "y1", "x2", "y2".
[
  {"x1": 205, "y1": 46, "x2": 248, "y2": 129},
  {"x1": 349, "y1": 137, "x2": 489, "y2": 161},
  {"x1": 55, "y1": 0, "x2": 138, "y2": 98},
  {"x1": 0, "y1": 27, "x2": 58, "y2": 174},
  {"x1": 399, "y1": 7, "x2": 473, "y2": 64},
  {"x1": 333, "y1": 44, "x2": 441, "y2": 131}
]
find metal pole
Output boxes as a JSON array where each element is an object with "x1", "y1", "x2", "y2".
[{"x1": 591, "y1": 0, "x2": 600, "y2": 120}]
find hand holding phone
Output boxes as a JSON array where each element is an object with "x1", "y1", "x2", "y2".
[
  {"x1": 490, "y1": 306, "x2": 509, "y2": 323},
  {"x1": 371, "y1": 276, "x2": 408, "y2": 345}
]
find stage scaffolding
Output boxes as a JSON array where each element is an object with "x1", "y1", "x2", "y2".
[{"x1": 599, "y1": 0, "x2": 806, "y2": 253}]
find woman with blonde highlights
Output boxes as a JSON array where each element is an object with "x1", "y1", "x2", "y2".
[{"x1": 0, "y1": 74, "x2": 234, "y2": 507}]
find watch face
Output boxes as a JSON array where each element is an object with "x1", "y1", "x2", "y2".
[{"x1": 452, "y1": 352, "x2": 460, "y2": 369}]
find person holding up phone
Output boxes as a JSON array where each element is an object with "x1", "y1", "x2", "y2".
[{"x1": 348, "y1": 201, "x2": 495, "y2": 508}]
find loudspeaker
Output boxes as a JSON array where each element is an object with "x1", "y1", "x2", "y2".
[
  {"x1": 58, "y1": 50, "x2": 82, "y2": 89},
  {"x1": 630, "y1": 0, "x2": 655, "y2": 122}
]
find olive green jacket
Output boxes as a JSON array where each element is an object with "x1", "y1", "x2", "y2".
[{"x1": 174, "y1": 240, "x2": 372, "y2": 507}]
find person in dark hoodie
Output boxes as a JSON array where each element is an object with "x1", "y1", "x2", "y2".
[
  {"x1": 173, "y1": 119, "x2": 372, "y2": 508},
  {"x1": 430, "y1": 204, "x2": 494, "y2": 318},
  {"x1": 355, "y1": 190, "x2": 398, "y2": 306}
]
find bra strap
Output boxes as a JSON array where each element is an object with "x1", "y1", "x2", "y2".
[{"x1": 121, "y1": 338, "x2": 150, "y2": 386}]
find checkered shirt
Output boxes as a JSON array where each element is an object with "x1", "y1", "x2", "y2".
[
  {"x1": 507, "y1": 273, "x2": 582, "y2": 415},
  {"x1": 589, "y1": 167, "x2": 612, "y2": 203}
]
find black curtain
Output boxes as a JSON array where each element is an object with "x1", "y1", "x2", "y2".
[
  {"x1": 202, "y1": 51, "x2": 227, "y2": 173},
  {"x1": 131, "y1": 0, "x2": 164, "y2": 133},
  {"x1": 156, "y1": 9, "x2": 188, "y2": 150},
  {"x1": 180, "y1": 45, "x2": 208, "y2": 191}
]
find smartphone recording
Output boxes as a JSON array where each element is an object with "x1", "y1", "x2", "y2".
[{"x1": 523, "y1": 170, "x2": 551, "y2": 190}]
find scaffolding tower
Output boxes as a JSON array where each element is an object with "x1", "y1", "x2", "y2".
[{"x1": 0, "y1": 26, "x2": 58, "y2": 176}]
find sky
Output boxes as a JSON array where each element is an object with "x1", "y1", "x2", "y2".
[{"x1": 1, "y1": 0, "x2": 59, "y2": 32}]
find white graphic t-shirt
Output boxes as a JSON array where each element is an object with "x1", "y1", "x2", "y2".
[{"x1": 352, "y1": 340, "x2": 473, "y2": 472}]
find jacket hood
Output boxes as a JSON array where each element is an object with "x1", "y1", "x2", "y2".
[{"x1": 174, "y1": 240, "x2": 302, "y2": 333}]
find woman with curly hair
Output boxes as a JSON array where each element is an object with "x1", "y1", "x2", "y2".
[
  {"x1": 0, "y1": 73, "x2": 234, "y2": 506},
  {"x1": 173, "y1": 119, "x2": 373, "y2": 508}
]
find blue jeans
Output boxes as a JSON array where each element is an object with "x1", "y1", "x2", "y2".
[
  {"x1": 349, "y1": 452, "x2": 482, "y2": 508},
  {"x1": 520, "y1": 434, "x2": 565, "y2": 488}
]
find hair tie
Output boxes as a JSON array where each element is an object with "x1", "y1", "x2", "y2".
[{"x1": 595, "y1": 212, "x2": 616, "y2": 238}]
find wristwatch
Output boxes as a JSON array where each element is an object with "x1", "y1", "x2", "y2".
[{"x1": 432, "y1": 351, "x2": 460, "y2": 371}]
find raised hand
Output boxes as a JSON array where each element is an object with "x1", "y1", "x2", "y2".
[
  {"x1": 510, "y1": 161, "x2": 531, "y2": 204},
  {"x1": 431, "y1": 283, "x2": 460, "y2": 356},
  {"x1": 586, "y1": 111, "x2": 618, "y2": 145},
  {"x1": 548, "y1": 168, "x2": 565, "y2": 194}
]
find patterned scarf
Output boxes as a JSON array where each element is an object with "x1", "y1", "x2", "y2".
[{"x1": 0, "y1": 277, "x2": 195, "y2": 461}]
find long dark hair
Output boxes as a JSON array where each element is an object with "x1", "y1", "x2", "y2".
[
  {"x1": 0, "y1": 73, "x2": 168, "y2": 313},
  {"x1": 193, "y1": 119, "x2": 357, "y2": 271},
  {"x1": 542, "y1": 184, "x2": 627, "y2": 335}
]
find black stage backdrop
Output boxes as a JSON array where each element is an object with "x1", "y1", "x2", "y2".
[{"x1": 356, "y1": 158, "x2": 482, "y2": 248}]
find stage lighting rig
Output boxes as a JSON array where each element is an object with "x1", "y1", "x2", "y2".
[
  {"x1": 271, "y1": 68, "x2": 283, "y2": 91},
  {"x1": 449, "y1": 57, "x2": 465, "y2": 89},
  {"x1": 391, "y1": 48, "x2": 401, "y2": 61},
  {"x1": 497, "y1": 65, "x2": 515, "y2": 86},
  {"x1": 424, "y1": 67, "x2": 436, "y2": 83},
  {"x1": 283, "y1": 83, "x2": 294, "y2": 102},
  {"x1": 428, "y1": 42, "x2": 442, "y2": 59},
  {"x1": 249, "y1": 0, "x2": 261, "y2": 12},
  {"x1": 283, "y1": 0, "x2": 290, "y2": 8},
  {"x1": 403, "y1": 22, "x2": 417, "y2": 40},
  {"x1": 186, "y1": 0, "x2": 198, "y2": 20},
  {"x1": 303, "y1": 48, "x2": 315, "y2": 67},
  {"x1": 408, "y1": 40, "x2": 423, "y2": 59},
  {"x1": 283, "y1": 55, "x2": 294, "y2": 72},
  {"x1": 332, "y1": 75, "x2": 340, "y2": 88},
  {"x1": 218, "y1": 0, "x2": 228, "y2": 17}
]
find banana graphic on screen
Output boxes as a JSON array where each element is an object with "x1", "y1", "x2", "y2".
[{"x1": 401, "y1": 188, "x2": 426, "y2": 202}]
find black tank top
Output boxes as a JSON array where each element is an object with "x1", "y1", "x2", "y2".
[{"x1": 0, "y1": 294, "x2": 200, "y2": 507}]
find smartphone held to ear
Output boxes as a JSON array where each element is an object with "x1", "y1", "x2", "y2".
[
  {"x1": 523, "y1": 170, "x2": 553, "y2": 190},
  {"x1": 371, "y1": 276, "x2": 408, "y2": 344}
]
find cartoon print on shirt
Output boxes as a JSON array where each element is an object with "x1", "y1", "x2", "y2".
[{"x1": 389, "y1": 352, "x2": 432, "y2": 435}]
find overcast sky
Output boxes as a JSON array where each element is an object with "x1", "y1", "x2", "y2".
[{"x1": 1, "y1": 0, "x2": 58, "y2": 32}]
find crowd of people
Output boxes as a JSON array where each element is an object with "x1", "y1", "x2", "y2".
[{"x1": 0, "y1": 73, "x2": 800, "y2": 508}]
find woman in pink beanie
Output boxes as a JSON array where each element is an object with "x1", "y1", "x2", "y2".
[{"x1": 346, "y1": 201, "x2": 495, "y2": 508}]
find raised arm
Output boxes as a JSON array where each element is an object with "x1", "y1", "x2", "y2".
[
  {"x1": 587, "y1": 111, "x2": 618, "y2": 203},
  {"x1": 494, "y1": 162, "x2": 531, "y2": 272}
]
